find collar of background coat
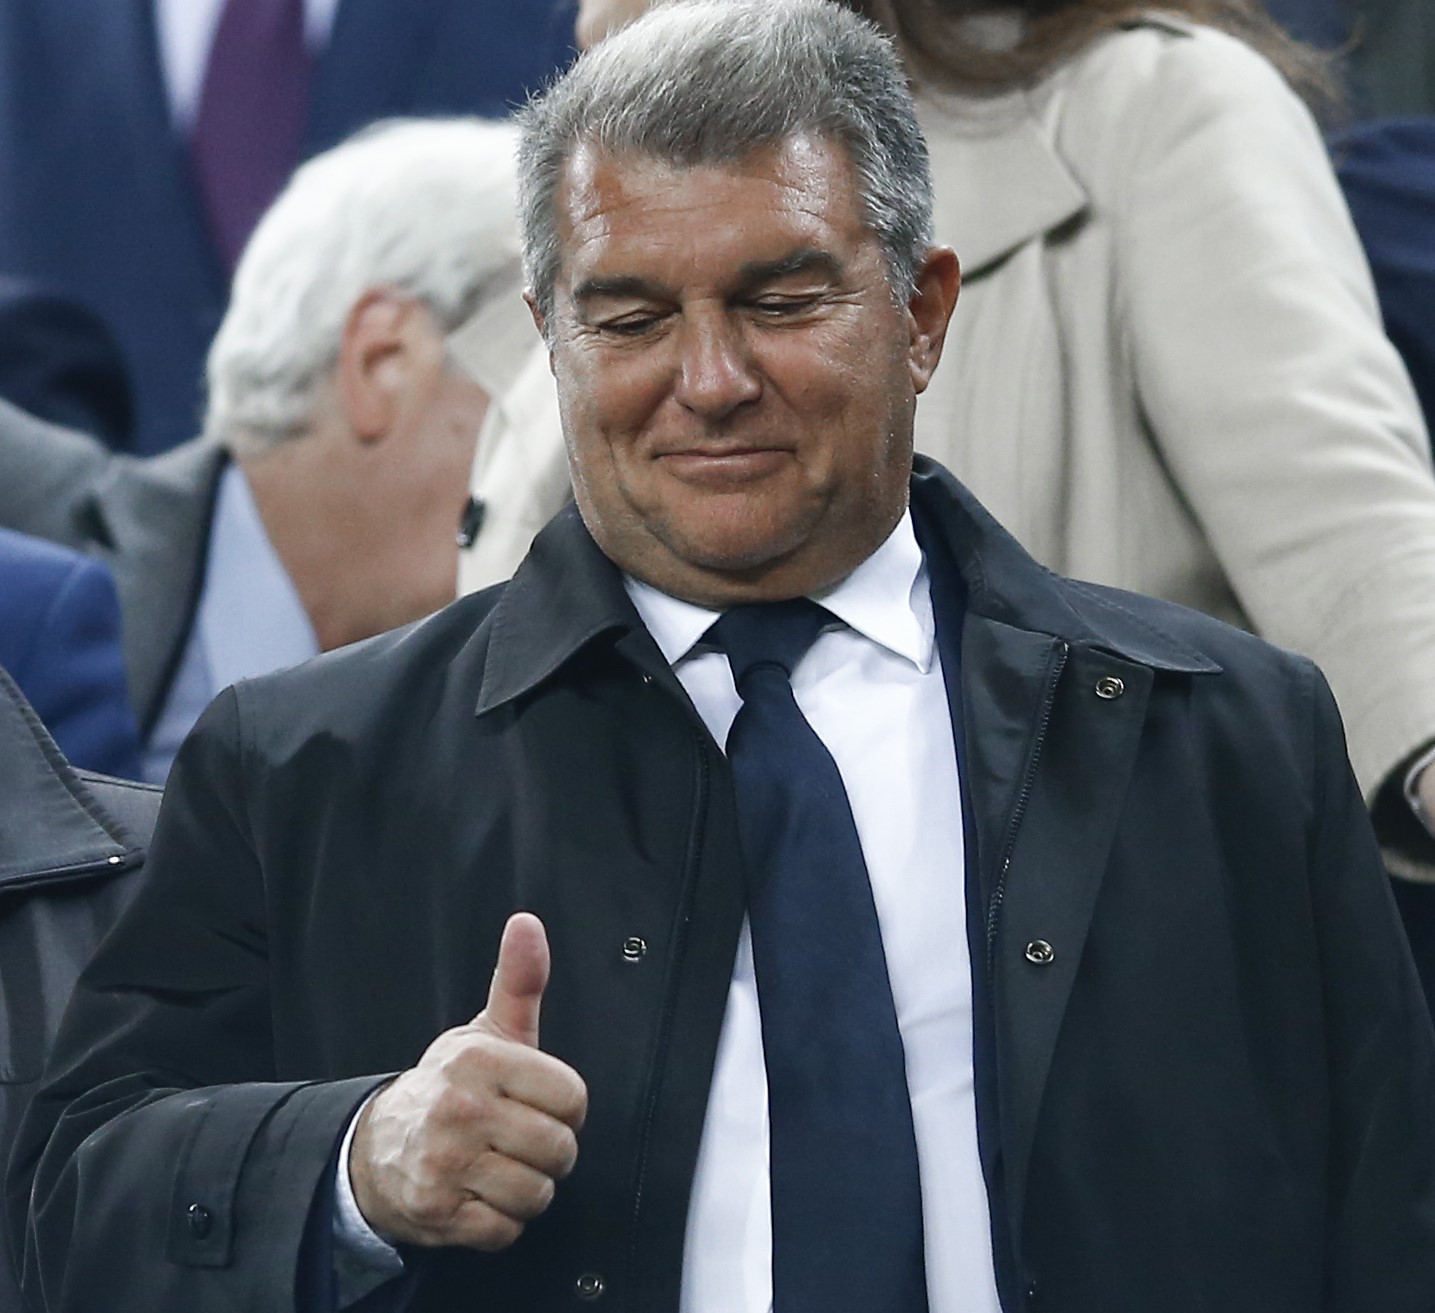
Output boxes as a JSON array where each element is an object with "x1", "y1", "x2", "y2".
[
  {"x1": 446, "y1": 274, "x2": 541, "y2": 406},
  {"x1": 472, "y1": 455, "x2": 1219, "y2": 718},
  {"x1": 0, "y1": 672, "x2": 149, "y2": 892},
  {"x1": 82, "y1": 437, "x2": 228, "y2": 735},
  {"x1": 914, "y1": 13, "x2": 1196, "y2": 278}
]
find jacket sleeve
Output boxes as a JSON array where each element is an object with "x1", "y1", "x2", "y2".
[
  {"x1": 18, "y1": 552, "x2": 142, "y2": 779},
  {"x1": 7, "y1": 685, "x2": 389, "y2": 1312},
  {"x1": 1116, "y1": 25, "x2": 1435, "y2": 804},
  {"x1": 1302, "y1": 668, "x2": 1435, "y2": 1306}
]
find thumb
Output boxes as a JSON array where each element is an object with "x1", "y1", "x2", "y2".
[{"x1": 478, "y1": 911, "x2": 550, "y2": 1047}]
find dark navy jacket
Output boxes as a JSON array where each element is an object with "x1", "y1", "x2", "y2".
[
  {"x1": 0, "y1": 0, "x2": 576, "y2": 454},
  {"x1": 0, "y1": 527, "x2": 141, "y2": 778},
  {"x1": 13, "y1": 460, "x2": 1435, "y2": 1311}
]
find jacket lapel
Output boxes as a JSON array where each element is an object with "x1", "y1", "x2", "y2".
[
  {"x1": 0, "y1": 672, "x2": 145, "y2": 889},
  {"x1": 918, "y1": 92, "x2": 1088, "y2": 278},
  {"x1": 912, "y1": 460, "x2": 1218, "y2": 1267},
  {"x1": 86, "y1": 441, "x2": 228, "y2": 732}
]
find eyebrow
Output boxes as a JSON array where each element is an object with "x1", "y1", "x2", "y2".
[
  {"x1": 570, "y1": 248, "x2": 847, "y2": 308},
  {"x1": 733, "y1": 248, "x2": 845, "y2": 290}
]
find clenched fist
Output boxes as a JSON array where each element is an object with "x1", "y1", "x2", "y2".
[{"x1": 348, "y1": 912, "x2": 588, "y2": 1250}]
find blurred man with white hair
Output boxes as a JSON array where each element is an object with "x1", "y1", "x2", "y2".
[{"x1": 0, "y1": 116, "x2": 536, "y2": 780}]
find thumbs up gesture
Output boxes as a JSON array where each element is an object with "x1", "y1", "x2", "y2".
[{"x1": 349, "y1": 913, "x2": 589, "y2": 1250}]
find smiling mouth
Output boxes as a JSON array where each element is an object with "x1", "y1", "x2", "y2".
[{"x1": 657, "y1": 448, "x2": 792, "y2": 484}]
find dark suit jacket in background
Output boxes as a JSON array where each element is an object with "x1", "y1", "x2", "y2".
[
  {"x1": 0, "y1": 670, "x2": 159, "y2": 1311},
  {"x1": 0, "y1": 276, "x2": 134, "y2": 448},
  {"x1": 0, "y1": 0, "x2": 577, "y2": 454},
  {"x1": 0, "y1": 527, "x2": 141, "y2": 778},
  {"x1": 0, "y1": 399, "x2": 225, "y2": 738},
  {"x1": 11, "y1": 459, "x2": 1434, "y2": 1312}
]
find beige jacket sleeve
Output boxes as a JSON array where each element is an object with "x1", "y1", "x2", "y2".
[{"x1": 1108, "y1": 26, "x2": 1435, "y2": 800}]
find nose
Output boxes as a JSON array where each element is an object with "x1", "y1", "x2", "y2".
[{"x1": 672, "y1": 311, "x2": 762, "y2": 419}]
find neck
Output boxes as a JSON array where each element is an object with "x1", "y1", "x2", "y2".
[{"x1": 239, "y1": 434, "x2": 452, "y2": 651}]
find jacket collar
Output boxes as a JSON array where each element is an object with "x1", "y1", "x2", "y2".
[
  {"x1": 910, "y1": 458, "x2": 1219, "y2": 674},
  {"x1": 0, "y1": 673, "x2": 144, "y2": 893},
  {"x1": 473, "y1": 455, "x2": 1216, "y2": 718},
  {"x1": 917, "y1": 89, "x2": 1088, "y2": 277},
  {"x1": 86, "y1": 437, "x2": 229, "y2": 730}
]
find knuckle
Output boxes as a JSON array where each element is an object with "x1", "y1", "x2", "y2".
[
  {"x1": 559, "y1": 1074, "x2": 589, "y2": 1128},
  {"x1": 472, "y1": 1212, "x2": 524, "y2": 1253}
]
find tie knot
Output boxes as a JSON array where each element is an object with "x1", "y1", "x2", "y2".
[{"x1": 706, "y1": 598, "x2": 831, "y2": 691}]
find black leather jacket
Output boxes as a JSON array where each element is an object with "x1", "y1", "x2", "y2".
[{"x1": 0, "y1": 670, "x2": 159, "y2": 1307}]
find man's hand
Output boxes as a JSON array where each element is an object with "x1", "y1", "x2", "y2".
[{"x1": 348, "y1": 912, "x2": 588, "y2": 1250}]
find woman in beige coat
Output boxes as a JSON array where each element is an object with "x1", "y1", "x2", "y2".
[{"x1": 496, "y1": 0, "x2": 1435, "y2": 867}]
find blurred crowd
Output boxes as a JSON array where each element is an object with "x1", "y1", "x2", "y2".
[{"x1": 2, "y1": 0, "x2": 1435, "y2": 1308}]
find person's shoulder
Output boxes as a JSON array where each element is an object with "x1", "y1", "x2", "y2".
[
  {"x1": 0, "y1": 526, "x2": 113, "y2": 620},
  {"x1": 1062, "y1": 571, "x2": 1319, "y2": 696},
  {"x1": 1060, "y1": 12, "x2": 1296, "y2": 110},
  {"x1": 223, "y1": 583, "x2": 509, "y2": 750}
]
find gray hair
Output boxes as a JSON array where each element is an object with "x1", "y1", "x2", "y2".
[
  {"x1": 516, "y1": 0, "x2": 934, "y2": 329},
  {"x1": 205, "y1": 117, "x2": 523, "y2": 456}
]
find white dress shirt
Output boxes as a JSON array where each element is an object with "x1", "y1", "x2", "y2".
[
  {"x1": 336, "y1": 511, "x2": 1002, "y2": 1312},
  {"x1": 153, "y1": 0, "x2": 342, "y2": 131}
]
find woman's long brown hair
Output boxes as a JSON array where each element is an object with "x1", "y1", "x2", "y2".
[{"x1": 843, "y1": 0, "x2": 1341, "y2": 117}]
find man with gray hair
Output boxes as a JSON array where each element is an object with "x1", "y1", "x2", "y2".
[
  {"x1": 0, "y1": 116, "x2": 533, "y2": 780},
  {"x1": 12, "y1": 3, "x2": 1435, "y2": 1311}
]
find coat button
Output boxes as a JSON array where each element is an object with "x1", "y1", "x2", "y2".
[
  {"x1": 575, "y1": 1271, "x2": 606, "y2": 1300},
  {"x1": 621, "y1": 936, "x2": 647, "y2": 962},
  {"x1": 1094, "y1": 675, "x2": 1125, "y2": 700},
  {"x1": 186, "y1": 1203, "x2": 213, "y2": 1239},
  {"x1": 1025, "y1": 940, "x2": 1056, "y2": 966}
]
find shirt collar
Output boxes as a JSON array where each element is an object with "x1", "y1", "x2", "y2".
[
  {"x1": 624, "y1": 509, "x2": 934, "y2": 673},
  {"x1": 199, "y1": 463, "x2": 319, "y2": 692}
]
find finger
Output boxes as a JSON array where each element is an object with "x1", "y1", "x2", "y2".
[
  {"x1": 486, "y1": 1100, "x2": 582, "y2": 1179},
  {"x1": 459, "y1": 1153, "x2": 558, "y2": 1223},
  {"x1": 479, "y1": 912, "x2": 549, "y2": 1047},
  {"x1": 443, "y1": 1196, "x2": 526, "y2": 1253}
]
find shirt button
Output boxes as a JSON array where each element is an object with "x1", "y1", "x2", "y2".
[
  {"x1": 621, "y1": 936, "x2": 647, "y2": 962},
  {"x1": 186, "y1": 1203, "x2": 213, "y2": 1239},
  {"x1": 575, "y1": 1271, "x2": 606, "y2": 1300},
  {"x1": 1025, "y1": 940, "x2": 1056, "y2": 966},
  {"x1": 1094, "y1": 675, "x2": 1125, "y2": 700}
]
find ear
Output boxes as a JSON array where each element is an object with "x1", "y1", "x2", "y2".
[
  {"x1": 905, "y1": 246, "x2": 961, "y2": 396},
  {"x1": 523, "y1": 290, "x2": 557, "y2": 374},
  {"x1": 337, "y1": 291, "x2": 438, "y2": 443}
]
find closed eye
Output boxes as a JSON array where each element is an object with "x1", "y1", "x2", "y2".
[{"x1": 747, "y1": 294, "x2": 823, "y2": 317}]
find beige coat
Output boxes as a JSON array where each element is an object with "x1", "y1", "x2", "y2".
[
  {"x1": 459, "y1": 14, "x2": 1435, "y2": 812},
  {"x1": 916, "y1": 14, "x2": 1435, "y2": 804}
]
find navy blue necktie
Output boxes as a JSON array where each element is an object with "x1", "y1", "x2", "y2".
[{"x1": 707, "y1": 599, "x2": 928, "y2": 1312}]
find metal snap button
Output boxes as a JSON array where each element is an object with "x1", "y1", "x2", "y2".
[
  {"x1": 621, "y1": 936, "x2": 647, "y2": 962},
  {"x1": 186, "y1": 1203, "x2": 213, "y2": 1239},
  {"x1": 1024, "y1": 940, "x2": 1056, "y2": 966},
  {"x1": 575, "y1": 1271, "x2": 606, "y2": 1300},
  {"x1": 1094, "y1": 675, "x2": 1124, "y2": 700},
  {"x1": 107, "y1": 854, "x2": 123, "y2": 865}
]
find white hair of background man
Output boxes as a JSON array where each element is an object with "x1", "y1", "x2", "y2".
[{"x1": 204, "y1": 117, "x2": 522, "y2": 456}]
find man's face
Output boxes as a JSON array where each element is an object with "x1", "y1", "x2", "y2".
[{"x1": 540, "y1": 134, "x2": 958, "y2": 607}]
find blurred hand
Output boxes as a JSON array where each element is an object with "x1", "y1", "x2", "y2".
[
  {"x1": 348, "y1": 912, "x2": 588, "y2": 1250},
  {"x1": 1417, "y1": 764, "x2": 1435, "y2": 840}
]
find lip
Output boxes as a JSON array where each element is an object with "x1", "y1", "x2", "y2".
[{"x1": 656, "y1": 447, "x2": 792, "y2": 485}]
